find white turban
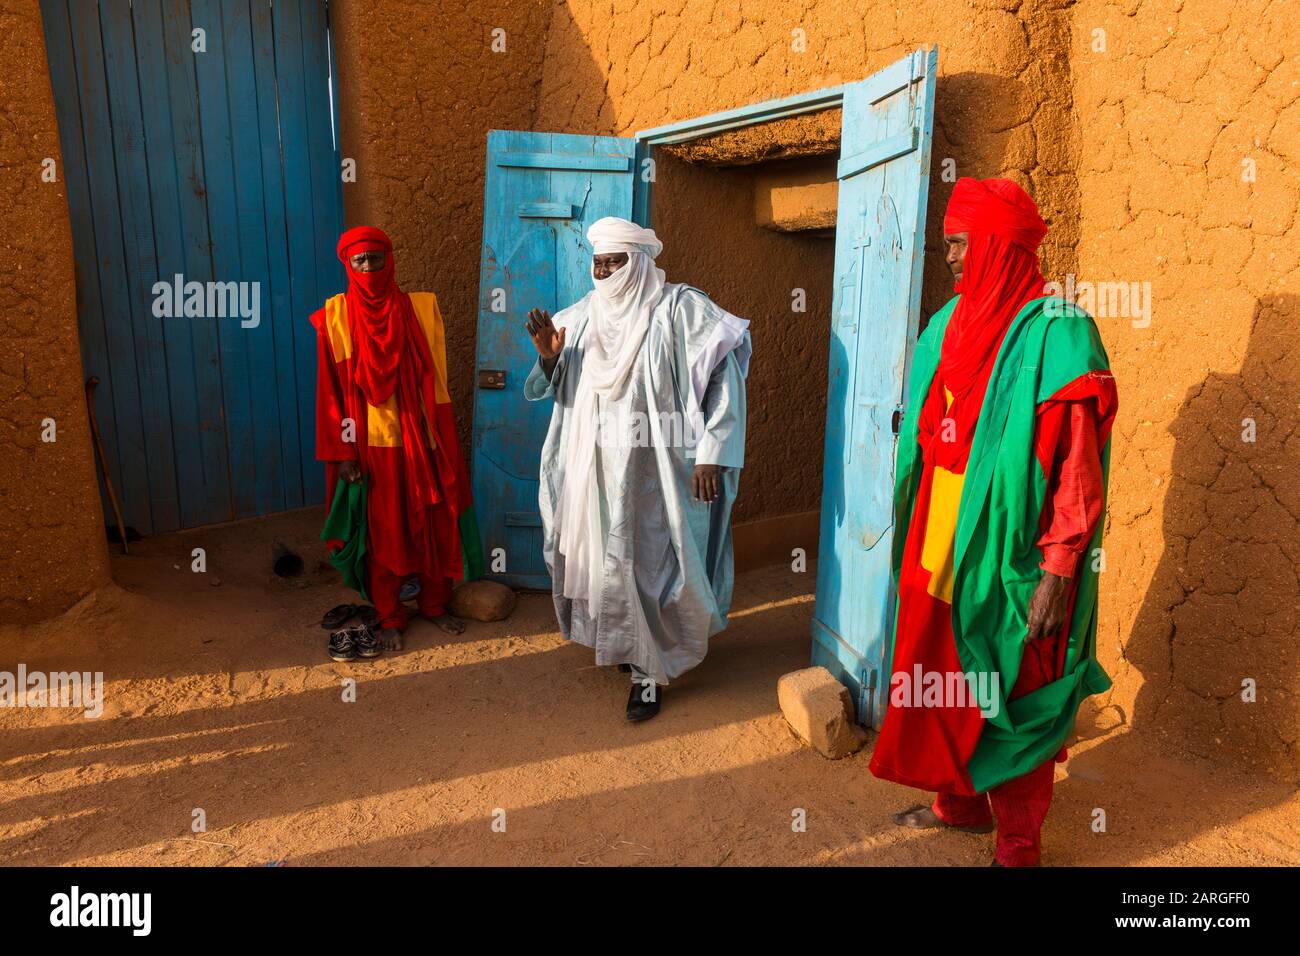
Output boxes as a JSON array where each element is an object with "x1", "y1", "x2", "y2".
[{"x1": 587, "y1": 216, "x2": 663, "y2": 258}]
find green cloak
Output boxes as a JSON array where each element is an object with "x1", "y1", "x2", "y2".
[
  {"x1": 321, "y1": 478, "x2": 486, "y2": 603},
  {"x1": 892, "y1": 295, "x2": 1114, "y2": 792},
  {"x1": 322, "y1": 477, "x2": 370, "y2": 602}
]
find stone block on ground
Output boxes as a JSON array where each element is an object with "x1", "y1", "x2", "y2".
[
  {"x1": 450, "y1": 579, "x2": 517, "y2": 622},
  {"x1": 777, "y1": 666, "x2": 868, "y2": 759}
]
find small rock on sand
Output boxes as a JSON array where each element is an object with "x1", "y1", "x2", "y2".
[
  {"x1": 450, "y1": 580, "x2": 517, "y2": 622},
  {"x1": 777, "y1": 666, "x2": 868, "y2": 759}
]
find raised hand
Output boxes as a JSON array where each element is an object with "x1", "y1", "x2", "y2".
[{"x1": 526, "y1": 308, "x2": 566, "y2": 360}]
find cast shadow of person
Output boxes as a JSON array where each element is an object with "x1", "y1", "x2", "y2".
[{"x1": 1126, "y1": 293, "x2": 1300, "y2": 785}]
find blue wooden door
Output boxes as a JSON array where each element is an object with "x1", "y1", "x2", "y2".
[
  {"x1": 40, "y1": 0, "x2": 343, "y2": 533},
  {"x1": 812, "y1": 48, "x2": 938, "y2": 726},
  {"x1": 472, "y1": 131, "x2": 636, "y2": 589}
]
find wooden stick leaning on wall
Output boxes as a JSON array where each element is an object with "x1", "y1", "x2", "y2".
[{"x1": 85, "y1": 376, "x2": 129, "y2": 555}]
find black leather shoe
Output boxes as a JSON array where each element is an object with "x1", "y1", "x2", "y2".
[
  {"x1": 328, "y1": 629, "x2": 357, "y2": 662},
  {"x1": 626, "y1": 680, "x2": 661, "y2": 721},
  {"x1": 352, "y1": 624, "x2": 382, "y2": 659}
]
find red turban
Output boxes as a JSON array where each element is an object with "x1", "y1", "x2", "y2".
[
  {"x1": 943, "y1": 177, "x2": 1047, "y2": 253},
  {"x1": 336, "y1": 226, "x2": 420, "y2": 407},
  {"x1": 935, "y1": 178, "x2": 1049, "y2": 449}
]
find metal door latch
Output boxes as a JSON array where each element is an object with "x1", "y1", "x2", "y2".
[{"x1": 478, "y1": 369, "x2": 506, "y2": 389}]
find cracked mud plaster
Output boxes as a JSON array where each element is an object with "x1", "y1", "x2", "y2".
[
  {"x1": 0, "y1": 0, "x2": 110, "y2": 623},
  {"x1": 1072, "y1": 0, "x2": 1300, "y2": 781}
]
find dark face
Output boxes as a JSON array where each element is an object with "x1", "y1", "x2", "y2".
[
  {"x1": 349, "y1": 250, "x2": 386, "y2": 273},
  {"x1": 943, "y1": 232, "x2": 968, "y2": 283},
  {"x1": 592, "y1": 252, "x2": 629, "y2": 280}
]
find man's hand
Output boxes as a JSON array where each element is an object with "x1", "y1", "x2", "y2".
[
  {"x1": 526, "y1": 308, "x2": 565, "y2": 360},
  {"x1": 339, "y1": 460, "x2": 361, "y2": 484},
  {"x1": 1026, "y1": 570, "x2": 1071, "y2": 641},
  {"x1": 692, "y1": 464, "x2": 722, "y2": 503}
]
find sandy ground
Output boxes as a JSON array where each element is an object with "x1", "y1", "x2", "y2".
[{"x1": 1, "y1": 511, "x2": 1297, "y2": 867}]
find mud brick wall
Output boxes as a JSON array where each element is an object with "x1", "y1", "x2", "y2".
[
  {"x1": 1070, "y1": 0, "x2": 1299, "y2": 780},
  {"x1": 0, "y1": 0, "x2": 110, "y2": 622}
]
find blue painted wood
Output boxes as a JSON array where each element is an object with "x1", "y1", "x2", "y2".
[
  {"x1": 298, "y1": 0, "x2": 346, "y2": 505},
  {"x1": 97, "y1": 0, "x2": 182, "y2": 531},
  {"x1": 193, "y1": 0, "x2": 255, "y2": 520},
  {"x1": 39, "y1": 0, "x2": 343, "y2": 531},
  {"x1": 517, "y1": 202, "x2": 578, "y2": 219},
  {"x1": 636, "y1": 83, "x2": 846, "y2": 145},
  {"x1": 133, "y1": 0, "x2": 224, "y2": 528},
  {"x1": 161, "y1": 0, "x2": 234, "y2": 526},
  {"x1": 811, "y1": 48, "x2": 939, "y2": 728},
  {"x1": 497, "y1": 151, "x2": 632, "y2": 172},
  {"x1": 218, "y1": 0, "x2": 284, "y2": 517},
  {"x1": 67, "y1": 1, "x2": 156, "y2": 532},
  {"x1": 249, "y1": 0, "x2": 304, "y2": 511},
  {"x1": 272, "y1": 0, "x2": 330, "y2": 510},
  {"x1": 473, "y1": 131, "x2": 636, "y2": 589},
  {"x1": 836, "y1": 126, "x2": 920, "y2": 179}
]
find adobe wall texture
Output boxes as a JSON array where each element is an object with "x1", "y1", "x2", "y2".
[
  {"x1": 330, "y1": 0, "x2": 552, "y2": 450},
  {"x1": 0, "y1": 0, "x2": 110, "y2": 622},
  {"x1": 1069, "y1": 0, "x2": 1299, "y2": 780}
]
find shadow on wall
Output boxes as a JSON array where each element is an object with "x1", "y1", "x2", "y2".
[
  {"x1": 1128, "y1": 294, "x2": 1300, "y2": 783},
  {"x1": 920, "y1": 71, "x2": 1077, "y2": 325}
]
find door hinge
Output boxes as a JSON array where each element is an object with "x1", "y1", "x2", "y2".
[
  {"x1": 891, "y1": 405, "x2": 904, "y2": 434},
  {"x1": 478, "y1": 369, "x2": 506, "y2": 390},
  {"x1": 859, "y1": 667, "x2": 878, "y2": 727}
]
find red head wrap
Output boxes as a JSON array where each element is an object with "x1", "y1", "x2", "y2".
[
  {"x1": 336, "y1": 226, "x2": 415, "y2": 406},
  {"x1": 938, "y1": 178, "x2": 1048, "y2": 406}
]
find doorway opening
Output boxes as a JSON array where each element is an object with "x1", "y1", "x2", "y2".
[{"x1": 643, "y1": 111, "x2": 843, "y2": 573}]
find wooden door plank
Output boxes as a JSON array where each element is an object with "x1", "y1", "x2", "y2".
[
  {"x1": 67, "y1": 0, "x2": 154, "y2": 533},
  {"x1": 248, "y1": 0, "x2": 305, "y2": 509},
  {"x1": 98, "y1": 0, "x2": 182, "y2": 532}
]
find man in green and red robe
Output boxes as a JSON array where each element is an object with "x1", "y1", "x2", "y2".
[
  {"x1": 312, "y1": 226, "x2": 483, "y2": 649},
  {"x1": 869, "y1": 178, "x2": 1118, "y2": 866}
]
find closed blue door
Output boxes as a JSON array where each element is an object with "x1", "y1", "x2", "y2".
[
  {"x1": 812, "y1": 48, "x2": 938, "y2": 726},
  {"x1": 472, "y1": 131, "x2": 636, "y2": 589},
  {"x1": 40, "y1": 0, "x2": 344, "y2": 532}
]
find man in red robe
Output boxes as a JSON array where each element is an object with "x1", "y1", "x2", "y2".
[
  {"x1": 870, "y1": 179, "x2": 1117, "y2": 866},
  {"x1": 312, "y1": 226, "x2": 476, "y2": 650}
]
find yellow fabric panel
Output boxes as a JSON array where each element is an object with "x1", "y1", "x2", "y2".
[
  {"x1": 409, "y1": 292, "x2": 451, "y2": 405},
  {"x1": 367, "y1": 394, "x2": 402, "y2": 448},
  {"x1": 921, "y1": 465, "x2": 964, "y2": 604},
  {"x1": 327, "y1": 291, "x2": 445, "y2": 449},
  {"x1": 324, "y1": 294, "x2": 351, "y2": 362}
]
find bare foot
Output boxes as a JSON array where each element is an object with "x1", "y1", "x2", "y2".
[
  {"x1": 379, "y1": 627, "x2": 404, "y2": 651},
  {"x1": 430, "y1": 613, "x2": 465, "y2": 635},
  {"x1": 892, "y1": 804, "x2": 994, "y2": 834}
]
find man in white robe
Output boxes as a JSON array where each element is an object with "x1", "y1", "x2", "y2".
[{"x1": 524, "y1": 217, "x2": 750, "y2": 720}]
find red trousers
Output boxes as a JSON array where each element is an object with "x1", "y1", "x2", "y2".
[
  {"x1": 931, "y1": 631, "x2": 1068, "y2": 866},
  {"x1": 368, "y1": 565, "x2": 452, "y2": 631},
  {"x1": 932, "y1": 758, "x2": 1057, "y2": 866}
]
